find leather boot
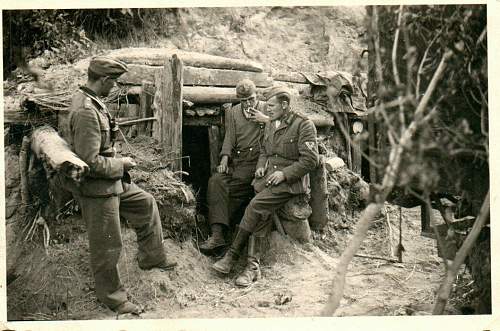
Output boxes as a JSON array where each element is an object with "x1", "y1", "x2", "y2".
[
  {"x1": 235, "y1": 235, "x2": 262, "y2": 287},
  {"x1": 212, "y1": 228, "x2": 251, "y2": 274},
  {"x1": 199, "y1": 223, "x2": 227, "y2": 255}
]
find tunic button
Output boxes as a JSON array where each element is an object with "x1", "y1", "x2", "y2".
[
  {"x1": 249, "y1": 148, "x2": 253, "y2": 151},
  {"x1": 274, "y1": 165, "x2": 277, "y2": 169}
]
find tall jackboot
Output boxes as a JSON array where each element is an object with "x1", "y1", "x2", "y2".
[
  {"x1": 235, "y1": 235, "x2": 263, "y2": 287},
  {"x1": 212, "y1": 228, "x2": 251, "y2": 274},
  {"x1": 199, "y1": 223, "x2": 227, "y2": 255}
]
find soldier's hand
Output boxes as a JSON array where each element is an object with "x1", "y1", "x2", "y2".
[
  {"x1": 251, "y1": 109, "x2": 270, "y2": 124},
  {"x1": 122, "y1": 157, "x2": 137, "y2": 171},
  {"x1": 217, "y1": 156, "x2": 229, "y2": 174},
  {"x1": 266, "y1": 171, "x2": 285, "y2": 186},
  {"x1": 255, "y1": 167, "x2": 266, "y2": 178}
]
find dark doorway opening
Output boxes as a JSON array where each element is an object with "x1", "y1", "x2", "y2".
[{"x1": 182, "y1": 126, "x2": 211, "y2": 216}]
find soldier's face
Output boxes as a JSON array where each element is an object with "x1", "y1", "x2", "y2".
[
  {"x1": 101, "y1": 77, "x2": 117, "y2": 97},
  {"x1": 240, "y1": 94, "x2": 257, "y2": 110},
  {"x1": 266, "y1": 96, "x2": 286, "y2": 121}
]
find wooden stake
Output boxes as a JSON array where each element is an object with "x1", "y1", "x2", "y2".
[{"x1": 158, "y1": 55, "x2": 184, "y2": 172}]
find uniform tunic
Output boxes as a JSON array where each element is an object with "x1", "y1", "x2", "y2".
[
  {"x1": 239, "y1": 111, "x2": 319, "y2": 234},
  {"x1": 65, "y1": 86, "x2": 167, "y2": 309},
  {"x1": 206, "y1": 101, "x2": 266, "y2": 227}
]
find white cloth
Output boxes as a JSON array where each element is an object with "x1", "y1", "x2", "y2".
[{"x1": 274, "y1": 120, "x2": 281, "y2": 129}]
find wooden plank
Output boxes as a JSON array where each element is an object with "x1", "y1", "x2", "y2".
[
  {"x1": 273, "y1": 71, "x2": 308, "y2": 84},
  {"x1": 109, "y1": 48, "x2": 264, "y2": 72},
  {"x1": 158, "y1": 55, "x2": 183, "y2": 172},
  {"x1": 139, "y1": 82, "x2": 154, "y2": 135},
  {"x1": 208, "y1": 126, "x2": 221, "y2": 174},
  {"x1": 308, "y1": 155, "x2": 329, "y2": 231},
  {"x1": 120, "y1": 64, "x2": 273, "y2": 87}
]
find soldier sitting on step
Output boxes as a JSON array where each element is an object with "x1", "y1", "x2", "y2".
[{"x1": 199, "y1": 79, "x2": 269, "y2": 256}]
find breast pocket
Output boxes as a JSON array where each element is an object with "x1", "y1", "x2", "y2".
[
  {"x1": 97, "y1": 113, "x2": 110, "y2": 148},
  {"x1": 283, "y1": 136, "x2": 299, "y2": 159}
]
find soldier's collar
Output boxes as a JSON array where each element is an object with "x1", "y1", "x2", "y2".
[
  {"x1": 79, "y1": 86, "x2": 107, "y2": 110},
  {"x1": 283, "y1": 111, "x2": 295, "y2": 124}
]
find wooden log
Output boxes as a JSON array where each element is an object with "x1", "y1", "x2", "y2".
[
  {"x1": 139, "y1": 82, "x2": 154, "y2": 135},
  {"x1": 31, "y1": 125, "x2": 89, "y2": 182},
  {"x1": 183, "y1": 66, "x2": 273, "y2": 87},
  {"x1": 157, "y1": 55, "x2": 183, "y2": 172},
  {"x1": 120, "y1": 64, "x2": 273, "y2": 87},
  {"x1": 208, "y1": 126, "x2": 222, "y2": 174},
  {"x1": 309, "y1": 155, "x2": 329, "y2": 231},
  {"x1": 109, "y1": 48, "x2": 264, "y2": 72},
  {"x1": 324, "y1": 156, "x2": 345, "y2": 172},
  {"x1": 4, "y1": 110, "x2": 57, "y2": 126},
  {"x1": 307, "y1": 113, "x2": 335, "y2": 127},
  {"x1": 351, "y1": 132, "x2": 362, "y2": 174},
  {"x1": 183, "y1": 86, "x2": 240, "y2": 104},
  {"x1": 273, "y1": 71, "x2": 308, "y2": 84}
]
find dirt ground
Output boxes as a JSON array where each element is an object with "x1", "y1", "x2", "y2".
[{"x1": 7, "y1": 204, "x2": 470, "y2": 320}]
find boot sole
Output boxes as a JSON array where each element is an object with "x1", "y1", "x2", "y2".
[
  {"x1": 212, "y1": 264, "x2": 231, "y2": 274},
  {"x1": 199, "y1": 244, "x2": 227, "y2": 256}
]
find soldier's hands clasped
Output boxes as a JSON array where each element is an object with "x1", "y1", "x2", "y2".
[
  {"x1": 122, "y1": 157, "x2": 137, "y2": 171},
  {"x1": 266, "y1": 170, "x2": 285, "y2": 186}
]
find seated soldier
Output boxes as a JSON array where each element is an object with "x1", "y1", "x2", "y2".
[
  {"x1": 200, "y1": 79, "x2": 269, "y2": 255},
  {"x1": 212, "y1": 86, "x2": 319, "y2": 287}
]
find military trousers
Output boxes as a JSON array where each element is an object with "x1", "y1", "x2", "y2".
[
  {"x1": 207, "y1": 163, "x2": 256, "y2": 227},
  {"x1": 239, "y1": 184, "x2": 296, "y2": 235},
  {"x1": 76, "y1": 182, "x2": 166, "y2": 309}
]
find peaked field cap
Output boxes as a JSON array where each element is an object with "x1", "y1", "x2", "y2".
[
  {"x1": 236, "y1": 79, "x2": 257, "y2": 99},
  {"x1": 262, "y1": 86, "x2": 291, "y2": 101},
  {"x1": 89, "y1": 56, "x2": 128, "y2": 78}
]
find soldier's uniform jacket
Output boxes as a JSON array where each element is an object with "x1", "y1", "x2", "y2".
[
  {"x1": 253, "y1": 111, "x2": 319, "y2": 194},
  {"x1": 65, "y1": 86, "x2": 124, "y2": 197},
  {"x1": 220, "y1": 100, "x2": 267, "y2": 178}
]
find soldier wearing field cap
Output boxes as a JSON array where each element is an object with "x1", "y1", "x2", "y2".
[
  {"x1": 212, "y1": 86, "x2": 319, "y2": 286},
  {"x1": 200, "y1": 79, "x2": 269, "y2": 256},
  {"x1": 63, "y1": 56, "x2": 176, "y2": 315}
]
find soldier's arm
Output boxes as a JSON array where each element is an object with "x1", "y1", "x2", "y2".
[
  {"x1": 220, "y1": 107, "x2": 236, "y2": 158},
  {"x1": 256, "y1": 124, "x2": 269, "y2": 170},
  {"x1": 281, "y1": 119, "x2": 319, "y2": 182},
  {"x1": 71, "y1": 108, "x2": 124, "y2": 179}
]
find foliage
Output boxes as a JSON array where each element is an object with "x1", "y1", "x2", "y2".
[
  {"x1": 2, "y1": 8, "x2": 183, "y2": 77},
  {"x1": 367, "y1": 5, "x2": 488, "y2": 214}
]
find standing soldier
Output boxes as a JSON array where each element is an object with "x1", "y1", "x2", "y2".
[
  {"x1": 63, "y1": 56, "x2": 176, "y2": 315},
  {"x1": 212, "y1": 86, "x2": 319, "y2": 287},
  {"x1": 199, "y1": 79, "x2": 269, "y2": 256}
]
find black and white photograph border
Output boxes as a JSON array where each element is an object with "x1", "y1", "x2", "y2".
[{"x1": 0, "y1": 0, "x2": 498, "y2": 330}]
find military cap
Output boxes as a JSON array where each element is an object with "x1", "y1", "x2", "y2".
[
  {"x1": 262, "y1": 86, "x2": 291, "y2": 101},
  {"x1": 88, "y1": 56, "x2": 128, "y2": 78},
  {"x1": 236, "y1": 79, "x2": 257, "y2": 99}
]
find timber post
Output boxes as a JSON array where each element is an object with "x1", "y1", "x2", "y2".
[
  {"x1": 208, "y1": 125, "x2": 222, "y2": 174},
  {"x1": 139, "y1": 82, "x2": 155, "y2": 136},
  {"x1": 158, "y1": 54, "x2": 184, "y2": 173}
]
